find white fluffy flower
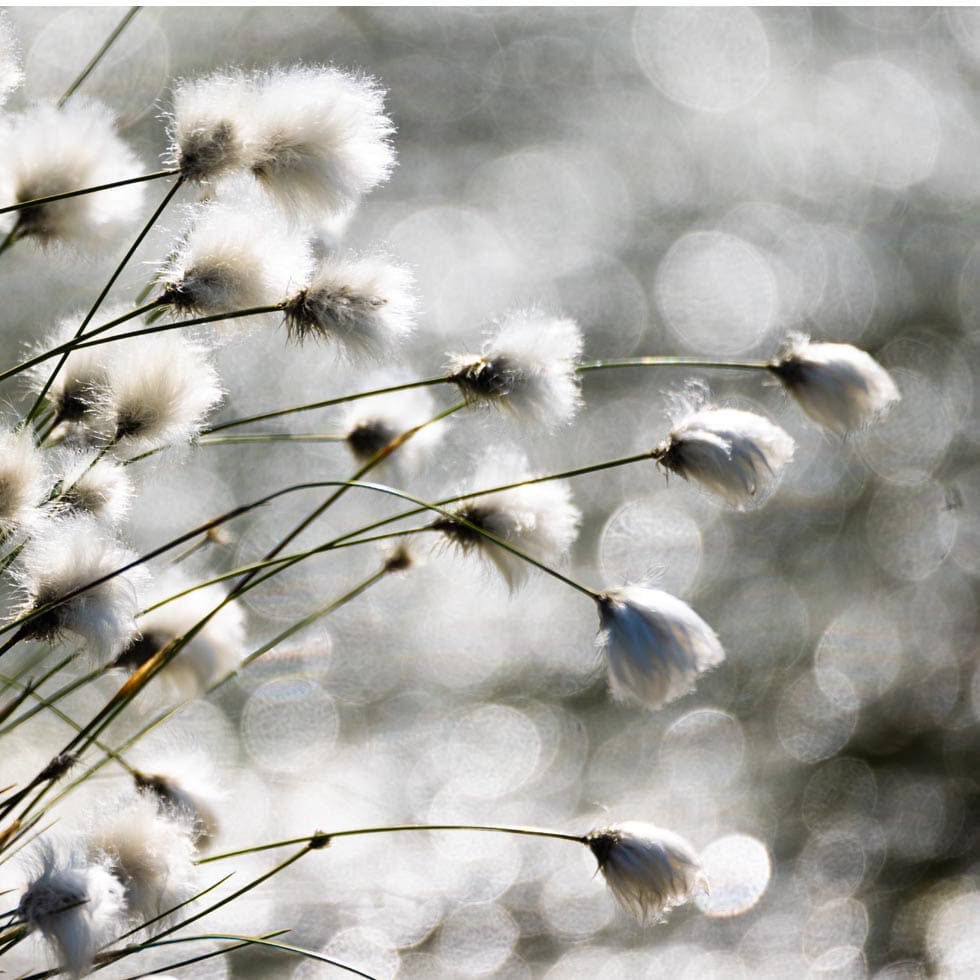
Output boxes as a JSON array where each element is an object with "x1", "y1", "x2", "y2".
[
  {"x1": 434, "y1": 465, "x2": 581, "y2": 590},
  {"x1": 88, "y1": 334, "x2": 224, "y2": 453},
  {"x1": 448, "y1": 309, "x2": 583, "y2": 428},
  {"x1": 654, "y1": 405, "x2": 795, "y2": 508},
  {"x1": 115, "y1": 569, "x2": 246, "y2": 700},
  {"x1": 283, "y1": 253, "x2": 417, "y2": 355},
  {"x1": 586, "y1": 821, "x2": 705, "y2": 922},
  {"x1": 19, "y1": 842, "x2": 126, "y2": 978},
  {"x1": 0, "y1": 427, "x2": 47, "y2": 533},
  {"x1": 11, "y1": 516, "x2": 144, "y2": 663},
  {"x1": 244, "y1": 65, "x2": 396, "y2": 220},
  {"x1": 134, "y1": 763, "x2": 222, "y2": 847},
  {"x1": 159, "y1": 196, "x2": 310, "y2": 326},
  {"x1": 0, "y1": 101, "x2": 144, "y2": 250},
  {"x1": 30, "y1": 323, "x2": 112, "y2": 430},
  {"x1": 595, "y1": 586, "x2": 724, "y2": 709},
  {"x1": 167, "y1": 70, "x2": 252, "y2": 183},
  {"x1": 769, "y1": 334, "x2": 901, "y2": 434},
  {"x1": 86, "y1": 794, "x2": 199, "y2": 930},
  {"x1": 50, "y1": 453, "x2": 133, "y2": 526}
]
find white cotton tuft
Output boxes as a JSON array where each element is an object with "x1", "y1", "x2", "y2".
[
  {"x1": 769, "y1": 334, "x2": 901, "y2": 434},
  {"x1": 283, "y1": 252, "x2": 417, "y2": 355},
  {"x1": 86, "y1": 794, "x2": 199, "y2": 930},
  {"x1": 115, "y1": 568, "x2": 247, "y2": 700},
  {"x1": 0, "y1": 101, "x2": 145, "y2": 251},
  {"x1": 434, "y1": 454, "x2": 581, "y2": 590},
  {"x1": 88, "y1": 333, "x2": 224, "y2": 454},
  {"x1": 595, "y1": 585, "x2": 724, "y2": 709},
  {"x1": 244, "y1": 65, "x2": 396, "y2": 220},
  {"x1": 586, "y1": 821, "x2": 706, "y2": 922},
  {"x1": 11, "y1": 515, "x2": 144, "y2": 663},
  {"x1": 158, "y1": 196, "x2": 311, "y2": 328},
  {"x1": 49, "y1": 451, "x2": 134, "y2": 527},
  {"x1": 654, "y1": 404, "x2": 795, "y2": 508},
  {"x1": 167, "y1": 70, "x2": 252, "y2": 183},
  {"x1": 448, "y1": 309, "x2": 584, "y2": 429},
  {"x1": 18, "y1": 842, "x2": 126, "y2": 978},
  {"x1": 0, "y1": 427, "x2": 47, "y2": 534},
  {"x1": 0, "y1": 13, "x2": 24, "y2": 108},
  {"x1": 133, "y1": 760, "x2": 223, "y2": 848}
]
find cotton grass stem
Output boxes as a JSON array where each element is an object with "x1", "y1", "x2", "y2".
[
  {"x1": 57, "y1": 6, "x2": 142, "y2": 108},
  {"x1": 578, "y1": 356, "x2": 771, "y2": 373},
  {"x1": 0, "y1": 170, "x2": 179, "y2": 217}
]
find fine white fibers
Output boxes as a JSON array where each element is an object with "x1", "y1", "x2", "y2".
[
  {"x1": 596, "y1": 586, "x2": 724, "y2": 709},
  {"x1": 586, "y1": 822, "x2": 705, "y2": 922},
  {"x1": 49, "y1": 451, "x2": 134, "y2": 527},
  {"x1": 770, "y1": 334, "x2": 901, "y2": 434},
  {"x1": 90, "y1": 334, "x2": 224, "y2": 453},
  {"x1": 283, "y1": 253, "x2": 417, "y2": 355},
  {"x1": 12, "y1": 515, "x2": 144, "y2": 663},
  {"x1": 120, "y1": 569, "x2": 247, "y2": 699},
  {"x1": 86, "y1": 794, "x2": 199, "y2": 930},
  {"x1": 0, "y1": 13, "x2": 23, "y2": 108},
  {"x1": 0, "y1": 428, "x2": 46, "y2": 533},
  {"x1": 654, "y1": 406, "x2": 795, "y2": 508},
  {"x1": 436, "y1": 475, "x2": 581, "y2": 590},
  {"x1": 168, "y1": 70, "x2": 252, "y2": 183},
  {"x1": 448, "y1": 310, "x2": 584, "y2": 428},
  {"x1": 19, "y1": 842, "x2": 126, "y2": 978},
  {"x1": 245, "y1": 65, "x2": 396, "y2": 220},
  {"x1": 0, "y1": 101, "x2": 145, "y2": 250},
  {"x1": 30, "y1": 324, "x2": 112, "y2": 430},
  {"x1": 159, "y1": 197, "x2": 311, "y2": 324}
]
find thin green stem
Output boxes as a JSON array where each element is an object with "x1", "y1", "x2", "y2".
[
  {"x1": 0, "y1": 170, "x2": 179, "y2": 217},
  {"x1": 0, "y1": 225, "x2": 21, "y2": 257},
  {"x1": 57, "y1": 6, "x2": 142, "y2": 108},
  {"x1": 578, "y1": 355, "x2": 771, "y2": 372},
  {"x1": 200, "y1": 823, "x2": 587, "y2": 864},
  {"x1": 197, "y1": 433, "x2": 348, "y2": 446}
]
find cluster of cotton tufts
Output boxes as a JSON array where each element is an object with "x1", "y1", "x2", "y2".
[
  {"x1": 448, "y1": 309, "x2": 584, "y2": 428},
  {"x1": 50, "y1": 450, "x2": 133, "y2": 527},
  {"x1": 653, "y1": 400, "x2": 795, "y2": 509},
  {"x1": 586, "y1": 822, "x2": 706, "y2": 922},
  {"x1": 0, "y1": 13, "x2": 23, "y2": 108},
  {"x1": 114, "y1": 569, "x2": 246, "y2": 700},
  {"x1": 434, "y1": 456, "x2": 581, "y2": 590},
  {"x1": 0, "y1": 102, "x2": 144, "y2": 250},
  {"x1": 9, "y1": 515, "x2": 144, "y2": 663},
  {"x1": 85, "y1": 794, "x2": 199, "y2": 930},
  {"x1": 18, "y1": 842, "x2": 126, "y2": 978},
  {"x1": 168, "y1": 65, "x2": 395, "y2": 220},
  {"x1": 595, "y1": 585, "x2": 724, "y2": 709},
  {"x1": 158, "y1": 195, "x2": 311, "y2": 327},
  {"x1": 769, "y1": 334, "x2": 901, "y2": 434},
  {"x1": 0, "y1": 427, "x2": 47, "y2": 535},
  {"x1": 282, "y1": 252, "x2": 417, "y2": 355}
]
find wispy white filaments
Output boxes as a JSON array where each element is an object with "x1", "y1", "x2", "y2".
[
  {"x1": 586, "y1": 822, "x2": 706, "y2": 922},
  {"x1": 0, "y1": 13, "x2": 23, "y2": 108},
  {"x1": 0, "y1": 102, "x2": 145, "y2": 250},
  {"x1": 769, "y1": 334, "x2": 901, "y2": 434},
  {"x1": 448, "y1": 310, "x2": 584, "y2": 428},
  {"x1": 434, "y1": 478, "x2": 581, "y2": 590},
  {"x1": 0, "y1": 428, "x2": 46, "y2": 534},
  {"x1": 282, "y1": 253, "x2": 417, "y2": 355},
  {"x1": 50, "y1": 452, "x2": 133, "y2": 527},
  {"x1": 653, "y1": 405, "x2": 795, "y2": 508},
  {"x1": 595, "y1": 586, "x2": 724, "y2": 709},
  {"x1": 11, "y1": 516, "x2": 143, "y2": 663},
  {"x1": 18, "y1": 843, "x2": 125, "y2": 979}
]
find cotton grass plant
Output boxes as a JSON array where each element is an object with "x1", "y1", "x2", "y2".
[{"x1": 0, "y1": 9, "x2": 916, "y2": 978}]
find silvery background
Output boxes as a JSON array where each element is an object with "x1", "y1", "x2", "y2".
[{"x1": 2, "y1": 6, "x2": 980, "y2": 979}]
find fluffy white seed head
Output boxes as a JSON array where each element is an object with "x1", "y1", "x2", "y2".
[
  {"x1": 244, "y1": 65, "x2": 396, "y2": 220},
  {"x1": 134, "y1": 765, "x2": 222, "y2": 847},
  {"x1": 19, "y1": 842, "x2": 126, "y2": 978},
  {"x1": 50, "y1": 451, "x2": 134, "y2": 527},
  {"x1": 595, "y1": 586, "x2": 724, "y2": 709},
  {"x1": 0, "y1": 13, "x2": 23, "y2": 108},
  {"x1": 1, "y1": 101, "x2": 145, "y2": 250},
  {"x1": 283, "y1": 253, "x2": 417, "y2": 355},
  {"x1": 654, "y1": 404, "x2": 795, "y2": 508},
  {"x1": 448, "y1": 309, "x2": 584, "y2": 428},
  {"x1": 86, "y1": 794, "x2": 199, "y2": 930},
  {"x1": 769, "y1": 334, "x2": 901, "y2": 434},
  {"x1": 11, "y1": 515, "x2": 144, "y2": 663},
  {"x1": 115, "y1": 569, "x2": 246, "y2": 700},
  {"x1": 88, "y1": 334, "x2": 224, "y2": 454},
  {"x1": 435, "y1": 465, "x2": 581, "y2": 590},
  {"x1": 168, "y1": 70, "x2": 252, "y2": 183},
  {"x1": 159, "y1": 197, "x2": 311, "y2": 325},
  {"x1": 0, "y1": 428, "x2": 47, "y2": 534},
  {"x1": 586, "y1": 821, "x2": 706, "y2": 922}
]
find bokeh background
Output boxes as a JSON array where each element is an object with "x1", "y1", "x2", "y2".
[{"x1": 1, "y1": 6, "x2": 979, "y2": 979}]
